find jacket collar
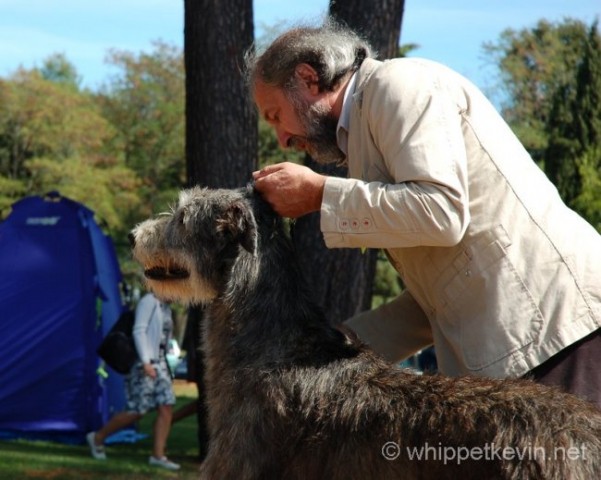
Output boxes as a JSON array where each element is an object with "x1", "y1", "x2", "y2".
[{"x1": 352, "y1": 58, "x2": 383, "y2": 109}]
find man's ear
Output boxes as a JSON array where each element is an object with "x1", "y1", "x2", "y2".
[
  {"x1": 216, "y1": 201, "x2": 258, "y2": 255},
  {"x1": 294, "y1": 63, "x2": 320, "y2": 94}
]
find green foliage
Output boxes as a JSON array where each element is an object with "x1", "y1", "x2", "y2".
[
  {"x1": 0, "y1": 175, "x2": 25, "y2": 214},
  {"x1": 93, "y1": 43, "x2": 187, "y2": 282},
  {"x1": 26, "y1": 156, "x2": 140, "y2": 229},
  {"x1": 484, "y1": 18, "x2": 592, "y2": 162},
  {"x1": 97, "y1": 41, "x2": 185, "y2": 201},
  {"x1": 544, "y1": 20, "x2": 601, "y2": 208},
  {"x1": 371, "y1": 250, "x2": 403, "y2": 309},
  {"x1": 485, "y1": 18, "x2": 601, "y2": 231},
  {"x1": 0, "y1": 43, "x2": 191, "y2": 288},
  {"x1": 39, "y1": 53, "x2": 82, "y2": 90},
  {"x1": 572, "y1": 146, "x2": 601, "y2": 232},
  {"x1": 398, "y1": 43, "x2": 419, "y2": 58},
  {"x1": 0, "y1": 69, "x2": 140, "y2": 225}
]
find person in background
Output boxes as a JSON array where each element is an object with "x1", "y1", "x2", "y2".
[
  {"x1": 86, "y1": 292, "x2": 180, "y2": 470},
  {"x1": 247, "y1": 19, "x2": 601, "y2": 408}
]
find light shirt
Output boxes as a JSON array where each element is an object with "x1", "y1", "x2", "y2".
[{"x1": 336, "y1": 72, "x2": 358, "y2": 156}]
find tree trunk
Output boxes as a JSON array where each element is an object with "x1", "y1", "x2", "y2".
[
  {"x1": 184, "y1": 0, "x2": 256, "y2": 460},
  {"x1": 293, "y1": 0, "x2": 406, "y2": 324},
  {"x1": 185, "y1": 0, "x2": 257, "y2": 188},
  {"x1": 330, "y1": 0, "x2": 405, "y2": 59}
]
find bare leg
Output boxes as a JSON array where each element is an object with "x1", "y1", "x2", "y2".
[
  {"x1": 152, "y1": 404, "x2": 173, "y2": 458},
  {"x1": 94, "y1": 411, "x2": 142, "y2": 445},
  {"x1": 171, "y1": 399, "x2": 197, "y2": 424}
]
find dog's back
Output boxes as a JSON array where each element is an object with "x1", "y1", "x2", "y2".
[{"x1": 205, "y1": 309, "x2": 601, "y2": 479}]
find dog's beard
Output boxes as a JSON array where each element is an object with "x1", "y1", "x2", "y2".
[{"x1": 287, "y1": 89, "x2": 346, "y2": 165}]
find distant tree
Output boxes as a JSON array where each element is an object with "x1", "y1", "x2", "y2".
[
  {"x1": 573, "y1": 20, "x2": 601, "y2": 152},
  {"x1": 546, "y1": 20, "x2": 601, "y2": 230},
  {"x1": 398, "y1": 43, "x2": 419, "y2": 57},
  {"x1": 26, "y1": 155, "x2": 140, "y2": 229},
  {"x1": 484, "y1": 18, "x2": 601, "y2": 230},
  {"x1": 96, "y1": 42, "x2": 185, "y2": 217},
  {"x1": 0, "y1": 68, "x2": 139, "y2": 223},
  {"x1": 483, "y1": 18, "x2": 593, "y2": 164},
  {"x1": 291, "y1": 0, "x2": 406, "y2": 324},
  {"x1": 39, "y1": 53, "x2": 81, "y2": 90},
  {"x1": 572, "y1": 146, "x2": 601, "y2": 232}
]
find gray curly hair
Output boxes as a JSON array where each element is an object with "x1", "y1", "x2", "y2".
[{"x1": 245, "y1": 19, "x2": 374, "y2": 94}]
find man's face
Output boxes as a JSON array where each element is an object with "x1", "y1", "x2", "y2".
[{"x1": 254, "y1": 79, "x2": 345, "y2": 165}]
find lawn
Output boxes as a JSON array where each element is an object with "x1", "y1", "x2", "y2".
[{"x1": 0, "y1": 381, "x2": 202, "y2": 480}]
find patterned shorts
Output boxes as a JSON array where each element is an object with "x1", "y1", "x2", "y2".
[{"x1": 124, "y1": 358, "x2": 176, "y2": 414}]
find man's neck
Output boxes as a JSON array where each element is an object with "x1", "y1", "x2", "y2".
[{"x1": 329, "y1": 72, "x2": 355, "y2": 120}]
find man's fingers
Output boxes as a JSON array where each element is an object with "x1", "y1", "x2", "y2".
[{"x1": 252, "y1": 163, "x2": 285, "y2": 180}]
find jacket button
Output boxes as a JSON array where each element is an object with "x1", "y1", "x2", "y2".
[{"x1": 339, "y1": 218, "x2": 350, "y2": 230}]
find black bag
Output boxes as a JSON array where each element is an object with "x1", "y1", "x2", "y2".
[{"x1": 96, "y1": 309, "x2": 138, "y2": 374}]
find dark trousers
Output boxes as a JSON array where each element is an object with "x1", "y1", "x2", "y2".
[{"x1": 528, "y1": 329, "x2": 601, "y2": 410}]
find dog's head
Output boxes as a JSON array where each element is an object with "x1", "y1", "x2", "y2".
[{"x1": 130, "y1": 186, "x2": 258, "y2": 305}]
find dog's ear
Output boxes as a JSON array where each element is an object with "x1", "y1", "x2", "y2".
[{"x1": 216, "y1": 201, "x2": 258, "y2": 254}]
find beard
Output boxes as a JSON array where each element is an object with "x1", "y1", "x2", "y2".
[{"x1": 286, "y1": 89, "x2": 346, "y2": 165}]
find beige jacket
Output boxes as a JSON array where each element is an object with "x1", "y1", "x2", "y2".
[{"x1": 321, "y1": 58, "x2": 601, "y2": 378}]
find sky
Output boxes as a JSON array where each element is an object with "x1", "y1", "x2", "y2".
[{"x1": 0, "y1": 0, "x2": 599, "y2": 97}]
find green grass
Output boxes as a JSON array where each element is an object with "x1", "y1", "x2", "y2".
[{"x1": 0, "y1": 382, "x2": 202, "y2": 480}]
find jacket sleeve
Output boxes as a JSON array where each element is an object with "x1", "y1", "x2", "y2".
[
  {"x1": 321, "y1": 177, "x2": 467, "y2": 248},
  {"x1": 321, "y1": 59, "x2": 470, "y2": 249},
  {"x1": 132, "y1": 294, "x2": 156, "y2": 364},
  {"x1": 344, "y1": 289, "x2": 433, "y2": 363}
]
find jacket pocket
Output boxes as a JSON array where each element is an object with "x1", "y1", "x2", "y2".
[{"x1": 434, "y1": 225, "x2": 543, "y2": 372}]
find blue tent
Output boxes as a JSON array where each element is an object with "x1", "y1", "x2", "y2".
[{"x1": 0, "y1": 192, "x2": 127, "y2": 443}]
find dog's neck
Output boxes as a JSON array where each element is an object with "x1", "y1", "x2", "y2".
[
  {"x1": 204, "y1": 193, "x2": 358, "y2": 368},
  {"x1": 222, "y1": 200, "x2": 316, "y2": 323}
]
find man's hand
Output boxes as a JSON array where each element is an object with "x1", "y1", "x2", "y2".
[{"x1": 252, "y1": 162, "x2": 326, "y2": 218}]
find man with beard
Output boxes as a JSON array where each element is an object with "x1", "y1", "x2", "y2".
[{"x1": 246, "y1": 19, "x2": 601, "y2": 408}]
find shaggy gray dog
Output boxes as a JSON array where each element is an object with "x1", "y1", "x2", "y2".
[{"x1": 130, "y1": 185, "x2": 601, "y2": 480}]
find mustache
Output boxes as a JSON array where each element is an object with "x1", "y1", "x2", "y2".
[
  {"x1": 288, "y1": 134, "x2": 346, "y2": 166},
  {"x1": 288, "y1": 136, "x2": 307, "y2": 150}
]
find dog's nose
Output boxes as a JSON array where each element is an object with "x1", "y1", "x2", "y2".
[{"x1": 128, "y1": 232, "x2": 136, "y2": 248}]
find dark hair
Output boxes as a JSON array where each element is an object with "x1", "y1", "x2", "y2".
[{"x1": 245, "y1": 18, "x2": 374, "y2": 94}]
